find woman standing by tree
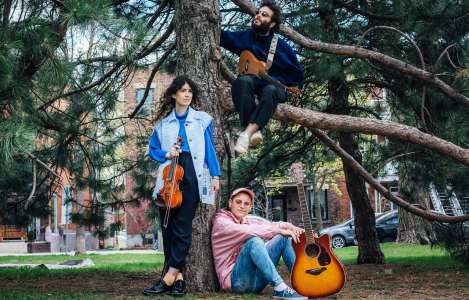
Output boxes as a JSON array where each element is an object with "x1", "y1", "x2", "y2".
[{"x1": 144, "y1": 75, "x2": 221, "y2": 297}]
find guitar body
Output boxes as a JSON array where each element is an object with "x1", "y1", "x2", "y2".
[
  {"x1": 238, "y1": 50, "x2": 266, "y2": 76},
  {"x1": 238, "y1": 50, "x2": 301, "y2": 96},
  {"x1": 291, "y1": 233, "x2": 346, "y2": 298}
]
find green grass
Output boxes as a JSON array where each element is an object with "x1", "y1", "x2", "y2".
[
  {"x1": 0, "y1": 253, "x2": 164, "y2": 279},
  {"x1": 0, "y1": 253, "x2": 164, "y2": 271},
  {"x1": 0, "y1": 290, "x2": 200, "y2": 300},
  {"x1": 0, "y1": 291, "x2": 109, "y2": 300},
  {"x1": 335, "y1": 242, "x2": 468, "y2": 271},
  {"x1": 0, "y1": 244, "x2": 468, "y2": 299}
]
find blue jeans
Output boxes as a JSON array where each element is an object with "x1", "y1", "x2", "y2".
[{"x1": 231, "y1": 235, "x2": 295, "y2": 293}]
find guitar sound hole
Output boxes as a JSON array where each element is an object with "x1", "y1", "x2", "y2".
[{"x1": 305, "y1": 243, "x2": 320, "y2": 257}]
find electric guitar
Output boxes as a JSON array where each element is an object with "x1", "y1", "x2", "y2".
[
  {"x1": 290, "y1": 162, "x2": 346, "y2": 298},
  {"x1": 238, "y1": 50, "x2": 301, "y2": 97}
]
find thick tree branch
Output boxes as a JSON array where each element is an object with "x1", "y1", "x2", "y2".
[
  {"x1": 310, "y1": 128, "x2": 469, "y2": 223},
  {"x1": 230, "y1": 0, "x2": 469, "y2": 109},
  {"x1": 274, "y1": 104, "x2": 469, "y2": 166}
]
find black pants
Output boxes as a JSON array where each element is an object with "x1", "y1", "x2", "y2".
[
  {"x1": 231, "y1": 75, "x2": 287, "y2": 130},
  {"x1": 159, "y1": 152, "x2": 200, "y2": 272}
]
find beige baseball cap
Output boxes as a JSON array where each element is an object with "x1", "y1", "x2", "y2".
[{"x1": 229, "y1": 187, "x2": 255, "y2": 201}]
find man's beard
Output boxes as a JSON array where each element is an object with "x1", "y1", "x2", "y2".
[{"x1": 252, "y1": 21, "x2": 272, "y2": 35}]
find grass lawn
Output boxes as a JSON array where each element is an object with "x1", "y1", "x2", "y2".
[
  {"x1": 0, "y1": 243, "x2": 468, "y2": 299},
  {"x1": 336, "y1": 242, "x2": 468, "y2": 271},
  {"x1": 0, "y1": 252, "x2": 165, "y2": 273}
]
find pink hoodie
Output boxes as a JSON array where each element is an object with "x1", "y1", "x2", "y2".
[{"x1": 211, "y1": 209, "x2": 291, "y2": 291}]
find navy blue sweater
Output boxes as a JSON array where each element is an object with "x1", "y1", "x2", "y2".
[{"x1": 220, "y1": 29, "x2": 304, "y2": 87}]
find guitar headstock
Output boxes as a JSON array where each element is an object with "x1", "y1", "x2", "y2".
[{"x1": 291, "y1": 162, "x2": 305, "y2": 184}]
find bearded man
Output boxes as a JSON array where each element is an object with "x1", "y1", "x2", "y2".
[{"x1": 220, "y1": 0, "x2": 304, "y2": 154}]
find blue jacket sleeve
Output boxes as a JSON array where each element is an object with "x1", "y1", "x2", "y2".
[
  {"x1": 220, "y1": 30, "x2": 244, "y2": 55},
  {"x1": 272, "y1": 40, "x2": 304, "y2": 87},
  {"x1": 148, "y1": 127, "x2": 167, "y2": 163},
  {"x1": 204, "y1": 121, "x2": 221, "y2": 177}
]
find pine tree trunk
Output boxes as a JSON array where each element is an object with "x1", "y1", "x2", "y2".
[
  {"x1": 397, "y1": 173, "x2": 435, "y2": 244},
  {"x1": 318, "y1": 1, "x2": 384, "y2": 264},
  {"x1": 173, "y1": 0, "x2": 223, "y2": 292},
  {"x1": 329, "y1": 78, "x2": 385, "y2": 264}
]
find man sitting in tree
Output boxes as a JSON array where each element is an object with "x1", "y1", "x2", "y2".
[{"x1": 220, "y1": 0, "x2": 304, "y2": 154}]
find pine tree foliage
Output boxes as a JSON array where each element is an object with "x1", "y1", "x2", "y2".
[{"x1": 0, "y1": 0, "x2": 174, "y2": 230}]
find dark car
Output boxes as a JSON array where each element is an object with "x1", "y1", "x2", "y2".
[
  {"x1": 375, "y1": 210, "x2": 398, "y2": 242},
  {"x1": 320, "y1": 210, "x2": 398, "y2": 248}
]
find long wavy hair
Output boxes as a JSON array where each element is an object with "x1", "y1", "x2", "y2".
[{"x1": 154, "y1": 75, "x2": 201, "y2": 120}]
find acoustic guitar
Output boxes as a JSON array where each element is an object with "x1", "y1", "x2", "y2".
[
  {"x1": 290, "y1": 162, "x2": 346, "y2": 298},
  {"x1": 238, "y1": 50, "x2": 301, "y2": 96}
]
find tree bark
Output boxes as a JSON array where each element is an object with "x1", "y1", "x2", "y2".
[
  {"x1": 174, "y1": 0, "x2": 223, "y2": 292},
  {"x1": 396, "y1": 172, "x2": 436, "y2": 244}
]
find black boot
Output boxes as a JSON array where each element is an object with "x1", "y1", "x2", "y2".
[
  {"x1": 143, "y1": 279, "x2": 172, "y2": 296},
  {"x1": 169, "y1": 279, "x2": 187, "y2": 297}
]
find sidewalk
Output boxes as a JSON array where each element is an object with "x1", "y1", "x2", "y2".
[{"x1": 0, "y1": 249, "x2": 162, "y2": 256}]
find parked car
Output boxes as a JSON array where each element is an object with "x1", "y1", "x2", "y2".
[
  {"x1": 320, "y1": 210, "x2": 398, "y2": 248},
  {"x1": 375, "y1": 210, "x2": 398, "y2": 242},
  {"x1": 319, "y1": 219, "x2": 356, "y2": 249}
]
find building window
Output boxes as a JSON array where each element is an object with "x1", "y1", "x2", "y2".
[
  {"x1": 136, "y1": 88, "x2": 154, "y2": 114},
  {"x1": 61, "y1": 187, "x2": 72, "y2": 225},
  {"x1": 310, "y1": 189, "x2": 329, "y2": 221}
]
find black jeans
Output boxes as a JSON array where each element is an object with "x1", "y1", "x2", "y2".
[
  {"x1": 159, "y1": 152, "x2": 200, "y2": 272},
  {"x1": 231, "y1": 75, "x2": 287, "y2": 130}
]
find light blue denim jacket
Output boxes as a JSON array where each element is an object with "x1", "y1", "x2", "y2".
[{"x1": 149, "y1": 107, "x2": 217, "y2": 204}]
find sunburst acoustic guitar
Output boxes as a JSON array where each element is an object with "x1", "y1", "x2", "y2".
[
  {"x1": 238, "y1": 50, "x2": 301, "y2": 97},
  {"x1": 290, "y1": 162, "x2": 346, "y2": 298}
]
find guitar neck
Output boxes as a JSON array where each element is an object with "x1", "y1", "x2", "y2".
[
  {"x1": 296, "y1": 182, "x2": 315, "y2": 243},
  {"x1": 259, "y1": 72, "x2": 287, "y2": 91}
]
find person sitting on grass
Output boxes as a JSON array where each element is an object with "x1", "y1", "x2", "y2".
[{"x1": 211, "y1": 187, "x2": 307, "y2": 300}]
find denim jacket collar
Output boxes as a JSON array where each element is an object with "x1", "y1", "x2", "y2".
[{"x1": 164, "y1": 106, "x2": 199, "y2": 124}]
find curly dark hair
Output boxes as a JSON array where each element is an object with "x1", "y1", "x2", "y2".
[
  {"x1": 260, "y1": 0, "x2": 282, "y2": 32},
  {"x1": 155, "y1": 75, "x2": 201, "y2": 120}
]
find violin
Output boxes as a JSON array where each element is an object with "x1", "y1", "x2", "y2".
[{"x1": 158, "y1": 137, "x2": 184, "y2": 209}]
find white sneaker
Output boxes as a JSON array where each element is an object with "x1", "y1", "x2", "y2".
[
  {"x1": 250, "y1": 131, "x2": 263, "y2": 146},
  {"x1": 234, "y1": 132, "x2": 250, "y2": 154}
]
